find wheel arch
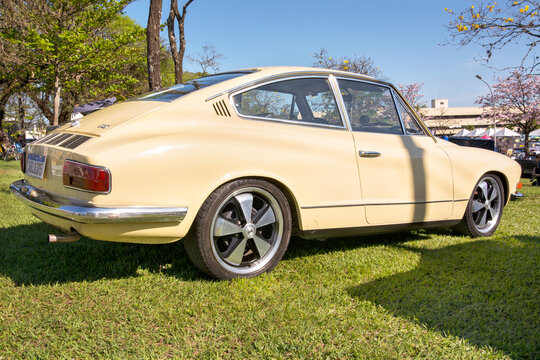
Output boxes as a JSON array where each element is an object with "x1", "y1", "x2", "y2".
[
  {"x1": 486, "y1": 170, "x2": 509, "y2": 205},
  {"x1": 204, "y1": 175, "x2": 302, "y2": 236}
]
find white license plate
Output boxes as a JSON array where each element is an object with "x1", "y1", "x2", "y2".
[{"x1": 27, "y1": 153, "x2": 47, "y2": 179}]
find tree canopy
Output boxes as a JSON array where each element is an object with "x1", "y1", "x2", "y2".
[
  {"x1": 312, "y1": 48, "x2": 384, "y2": 79},
  {"x1": 0, "y1": 0, "x2": 146, "y2": 126},
  {"x1": 445, "y1": 1, "x2": 539, "y2": 72},
  {"x1": 476, "y1": 69, "x2": 539, "y2": 154}
]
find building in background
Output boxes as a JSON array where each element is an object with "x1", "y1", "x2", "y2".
[{"x1": 420, "y1": 99, "x2": 493, "y2": 136}]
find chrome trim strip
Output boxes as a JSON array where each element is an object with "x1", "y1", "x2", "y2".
[
  {"x1": 364, "y1": 199, "x2": 454, "y2": 206},
  {"x1": 301, "y1": 199, "x2": 456, "y2": 209},
  {"x1": 302, "y1": 203, "x2": 365, "y2": 209},
  {"x1": 10, "y1": 179, "x2": 187, "y2": 224},
  {"x1": 390, "y1": 89, "x2": 408, "y2": 135},
  {"x1": 328, "y1": 74, "x2": 351, "y2": 131},
  {"x1": 234, "y1": 114, "x2": 347, "y2": 130}
]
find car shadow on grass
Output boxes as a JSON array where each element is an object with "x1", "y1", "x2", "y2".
[
  {"x1": 1, "y1": 222, "x2": 435, "y2": 285},
  {"x1": 0, "y1": 223, "x2": 206, "y2": 285},
  {"x1": 284, "y1": 230, "x2": 434, "y2": 260},
  {"x1": 347, "y1": 237, "x2": 539, "y2": 359}
]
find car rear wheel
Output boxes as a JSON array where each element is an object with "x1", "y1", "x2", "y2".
[
  {"x1": 184, "y1": 179, "x2": 292, "y2": 279},
  {"x1": 453, "y1": 174, "x2": 504, "y2": 237}
]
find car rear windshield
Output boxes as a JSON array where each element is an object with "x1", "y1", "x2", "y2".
[{"x1": 131, "y1": 72, "x2": 253, "y2": 102}]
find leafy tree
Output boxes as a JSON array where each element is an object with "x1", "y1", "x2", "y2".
[
  {"x1": 187, "y1": 43, "x2": 225, "y2": 75},
  {"x1": 312, "y1": 48, "x2": 384, "y2": 78},
  {"x1": 0, "y1": 0, "x2": 146, "y2": 125},
  {"x1": 476, "y1": 69, "x2": 539, "y2": 155},
  {"x1": 0, "y1": 1, "x2": 33, "y2": 130},
  {"x1": 444, "y1": 1, "x2": 539, "y2": 72},
  {"x1": 167, "y1": 0, "x2": 195, "y2": 84}
]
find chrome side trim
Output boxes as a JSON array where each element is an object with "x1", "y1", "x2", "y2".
[
  {"x1": 10, "y1": 179, "x2": 187, "y2": 224},
  {"x1": 301, "y1": 199, "x2": 458, "y2": 210}
]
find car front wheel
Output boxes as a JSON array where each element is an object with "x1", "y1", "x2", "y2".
[
  {"x1": 454, "y1": 174, "x2": 505, "y2": 237},
  {"x1": 184, "y1": 179, "x2": 292, "y2": 279}
]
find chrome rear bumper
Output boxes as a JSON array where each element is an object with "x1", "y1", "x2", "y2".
[{"x1": 10, "y1": 179, "x2": 187, "y2": 224}]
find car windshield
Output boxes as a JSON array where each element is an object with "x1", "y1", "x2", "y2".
[{"x1": 131, "y1": 72, "x2": 253, "y2": 102}]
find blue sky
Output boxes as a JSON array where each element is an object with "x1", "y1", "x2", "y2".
[{"x1": 124, "y1": 0, "x2": 530, "y2": 107}]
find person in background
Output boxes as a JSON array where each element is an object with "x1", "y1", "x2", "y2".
[
  {"x1": 0, "y1": 129, "x2": 10, "y2": 159},
  {"x1": 532, "y1": 154, "x2": 540, "y2": 186}
]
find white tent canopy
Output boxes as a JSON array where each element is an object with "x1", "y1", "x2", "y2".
[
  {"x1": 468, "y1": 128, "x2": 487, "y2": 137},
  {"x1": 479, "y1": 128, "x2": 497, "y2": 137},
  {"x1": 495, "y1": 128, "x2": 520, "y2": 137},
  {"x1": 530, "y1": 129, "x2": 540, "y2": 137},
  {"x1": 452, "y1": 129, "x2": 471, "y2": 137}
]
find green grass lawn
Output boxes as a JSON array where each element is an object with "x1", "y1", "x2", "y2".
[{"x1": 0, "y1": 160, "x2": 538, "y2": 359}]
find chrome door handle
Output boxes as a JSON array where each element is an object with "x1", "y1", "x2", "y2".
[{"x1": 359, "y1": 150, "x2": 381, "y2": 158}]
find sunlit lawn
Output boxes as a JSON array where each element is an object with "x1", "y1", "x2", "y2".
[{"x1": 0, "y1": 160, "x2": 538, "y2": 359}]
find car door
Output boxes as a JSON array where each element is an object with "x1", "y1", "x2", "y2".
[
  {"x1": 336, "y1": 78, "x2": 453, "y2": 225},
  {"x1": 231, "y1": 76, "x2": 366, "y2": 231}
]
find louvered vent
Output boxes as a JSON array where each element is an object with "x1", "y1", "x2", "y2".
[
  {"x1": 213, "y1": 99, "x2": 231, "y2": 117},
  {"x1": 47, "y1": 133, "x2": 73, "y2": 145},
  {"x1": 35, "y1": 133, "x2": 61, "y2": 144},
  {"x1": 59, "y1": 135, "x2": 91, "y2": 149},
  {"x1": 36, "y1": 133, "x2": 92, "y2": 150}
]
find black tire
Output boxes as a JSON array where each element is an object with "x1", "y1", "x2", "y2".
[
  {"x1": 453, "y1": 174, "x2": 505, "y2": 237},
  {"x1": 184, "y1": 179, "x2": 292, "y2": 279}
]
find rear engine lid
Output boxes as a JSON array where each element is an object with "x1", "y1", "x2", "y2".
[{"x1": 56, "y1": 100, "x2": 168, "y2": 136}]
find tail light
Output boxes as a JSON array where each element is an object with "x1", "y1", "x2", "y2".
[
  {"x1": 63, "y1": 160, "x2": 111, "y2": 193},
  {"x1": 20, "y1": 151, "x2": 26, "y2": 173}
]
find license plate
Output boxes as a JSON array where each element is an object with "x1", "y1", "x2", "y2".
[{"x1": 27, "y1": 153, "x2": 47, "y2": 179}]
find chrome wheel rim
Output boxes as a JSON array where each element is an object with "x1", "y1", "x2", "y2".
[
  {"x1": 471, "y1": 177, "x2": 502, "y2": 234},
  {"x1": 210, "y1": 187, "x2": 283, "y2": 274}
]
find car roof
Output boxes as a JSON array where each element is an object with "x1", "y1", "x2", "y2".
[
  {"x1": 200, "y1": 66, "x2": 384, "y2": 103},
  {"x1": 220, "y1": 66, "x2": 378, "y2": 81}
]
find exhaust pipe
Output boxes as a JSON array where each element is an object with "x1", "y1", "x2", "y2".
[{"x1": 48, "y1": 231, "x2": 81, "y2": 243}]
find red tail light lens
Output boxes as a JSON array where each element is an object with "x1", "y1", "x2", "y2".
[{"x1": 63, "y1": 160, "x2": 110, "y2": 193}]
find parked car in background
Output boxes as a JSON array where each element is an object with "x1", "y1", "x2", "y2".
[
  {"x1": 10, "y1": 67, "x2": 521, "y2": 279},
  {"x1": 516, "y1": 156, "x2": 537, "y2": 178}
]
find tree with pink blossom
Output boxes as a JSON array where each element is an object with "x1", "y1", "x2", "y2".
[
  {"x1": 477, "y1": 69, "x2": 539, "y2": 156},
  {"x1": 398, "y1": 83, "x2": 425, "y2": 112}
]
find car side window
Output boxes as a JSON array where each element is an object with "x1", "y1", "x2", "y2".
[
  {"x1": 337, "y1": 79, "x2": 403, "y2": 135},
  {"x1": 233, "y1": 78, "x2": 343, "y2": 127},
  {"x1": 394, "y1": 94, "x2": 425, "y2": 136}
]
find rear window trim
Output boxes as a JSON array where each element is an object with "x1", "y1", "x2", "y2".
[
  {"x1": 229, "y1": 75, "x2": 347, "y2": 131},
  {"x1": 133, "y1": 71, "x2": 255, "y2": 103}
]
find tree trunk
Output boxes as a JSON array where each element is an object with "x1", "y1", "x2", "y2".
[
  {"x1": 524, "y1": 132, "x2": 530, "y2": 157},
  {"x1": 167, "y1": 0, "x2": 194, "y2": 84},
  {"x1": 17, "y1": 95, "x2": 25, "y2": 135},
  {"x1": 53, "y1": 75, "x2": 61, "y2": 126},
  {"x1": 29, "y1": 92, "x2": 54, "y2": 125},
  {"x1": 147, "y1": 0, "x2": 163, "y2": 91},
  {"x1": 0, "y1": 103, "x2": 5, "y2": 131},
  {"x1": 0, "y1": 79, "x2": 21, "y2": 130}
]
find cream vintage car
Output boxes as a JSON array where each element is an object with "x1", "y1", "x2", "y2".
[{"x1": 10, "y1": 66, "x2": 521, "y2": 279}]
